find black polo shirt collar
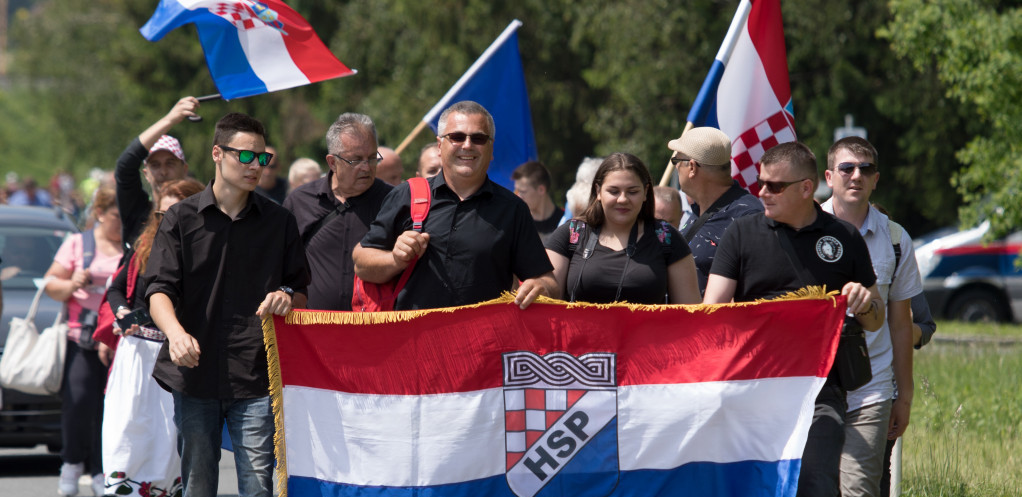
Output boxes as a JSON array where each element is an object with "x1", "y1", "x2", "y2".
[
  {"x1": 765, "y1": 202, "x2": 828, "y2": 233},
  {"x1": 431, "y1": 171, "x2": 497, "y2": 202},
  {"x1": 196, "y1": 179, "x2": 264, "y2": 219}
]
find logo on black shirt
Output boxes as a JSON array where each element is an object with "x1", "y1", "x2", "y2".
[{"x1": 816, "y1": 236, "x2": 844, "y2": 263}]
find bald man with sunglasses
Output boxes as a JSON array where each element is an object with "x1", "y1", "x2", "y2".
[
  {"x1": 704, "y1": 141, "x2": 884, "y2": 497},
  {"x1": 822, "y1": 137, "x2": 922, "y2": 497}
]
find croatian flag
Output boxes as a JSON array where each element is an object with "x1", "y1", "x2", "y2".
[
  {"x1": 141, "y1": 0, "x2": 355, "y2": 100},
  {"x1": 422, "y1": 20, "x2": 538, "y2": 191},
  {"x1": 686, "y1": 0, "x2": 796, "y2": 195},
  {"x1": 266, "y1": 293, "x2": 846, "y2": 496}
]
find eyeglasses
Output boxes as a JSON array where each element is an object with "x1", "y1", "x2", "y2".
[
  {"x1": 441, "y1": 132, "x2": 492, "y2": 145},
  {"x1": 219, "y1": 146, "x2": 274, "y2": 167},
  {"x1": 670, "y1": 157, "x2": 694, "y2": 167},
  {"x1": 836, "y1": 161, "x2": 877, "y2": 176},
  {"x1": 330, "y1": 152, "x2": 384, "y2": 167},
  {"x1": 756, "y1": 177, "x2": 808, "y2": 194}
]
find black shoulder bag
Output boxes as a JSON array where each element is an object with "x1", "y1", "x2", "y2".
[{"x1": 773, "y1": 227, "x2": 872, "y2": 391}]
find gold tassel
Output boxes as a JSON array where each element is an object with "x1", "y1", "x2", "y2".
[{"x1": 263, "y1": 314, "x2": 288, "y2": 497}]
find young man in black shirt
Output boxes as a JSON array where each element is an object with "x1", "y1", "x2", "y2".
[
  {"x1": 353, "y1": 101, "x2": 556, "y2": 310},
  {"x1": 146, "y1": 112, "x2": 310, "y2": 497},
  {"x1": 704, "y1": 141, "x2": 884, "y2": 497}
]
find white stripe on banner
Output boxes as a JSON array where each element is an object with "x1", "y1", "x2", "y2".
[
  {"x1": 282, "y1": 376, "x2": 822, "y2": 487},
  {"x1": 716, "y1": 28, "x2": 778, "y2": 136},
  {"x1": 236, "y1": 26, "x2": 309, "y2": 91}
]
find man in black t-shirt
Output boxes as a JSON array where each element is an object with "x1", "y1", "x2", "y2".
[
  {"x1": 354, "y1": 101, "x2": 556, "y2": 310},
  {"x1": 704, "y1": 141, "x2": 884, "y2": 497}
]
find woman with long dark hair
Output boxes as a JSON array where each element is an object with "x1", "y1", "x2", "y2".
[{"x1": 545, "y1": 153, "x2": 700, "y2": 304}]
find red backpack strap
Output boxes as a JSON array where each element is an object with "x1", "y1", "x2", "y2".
[
  {"x1": 125, "y1": 252, "x2": 140, "y2": 305},
  {"x1": 407, "y1": 177, "x2": 431, "y2": 232},
  {"x1": 395, "y1": 177, "x2": 432, "y2": 290}
]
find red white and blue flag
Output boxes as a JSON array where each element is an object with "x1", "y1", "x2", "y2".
[
  {"x1": 686, "y1": 0, "x2": 796, "y2": 195},
  {"x1": 266, "y1": 293, "x2": 845, "y2": 496},
  {"x1": 141, "y1": 0, "x2": 355, "y2": 100}
]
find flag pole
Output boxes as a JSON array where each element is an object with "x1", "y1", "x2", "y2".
[
  {"x1": 187, "y1": 93, "x2": 223, "y2": 123},
  {"x1": 659, "y1": 121, "x2": 694, "y2": 187},
  {"x1": 395, "y1": 121, "x2": 431, "y2": 155},
  {"x1": 660, "y1": 0, "x2": 752, "y2": 187},
  {"x1": 393, "y1": 20, "x2": 524, "y2": 156}
]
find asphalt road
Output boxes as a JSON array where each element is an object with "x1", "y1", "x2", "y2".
[{"x1": 0, "y1": 445, "x2": 245, "y2": 496}]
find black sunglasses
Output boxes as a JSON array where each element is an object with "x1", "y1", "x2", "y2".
[
  {"x1": 756, "y1": 177, "x2": 808, "y2": 194},
  {"x1": 836, "y1": 162, "x2": 877, "y2": 176},
  {"x1": 442, "y1": 132, "x2": 492, "y2": 145},
  {"x1": 670, "y1": 157, "x2": 695, "y2": 167},
  {"x1": 219, "y1": 145, "x2": 274, "y2": 167}
]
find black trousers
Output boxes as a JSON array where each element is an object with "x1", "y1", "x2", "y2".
[
  {"x1": 60, "y1": 340, "x2": 105, "y2": 476},
  {"x1": 796, "y1": 384, "x2": 847, "y2": 497}
]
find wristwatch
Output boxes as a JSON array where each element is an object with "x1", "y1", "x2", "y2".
[{"x1": 277, "y1": 286, "x2": 295, "y2": 298}]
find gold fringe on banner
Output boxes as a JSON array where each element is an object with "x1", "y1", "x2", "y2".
[{"x1": 262, "y1": 315, "x2": 289, "y2": 497}]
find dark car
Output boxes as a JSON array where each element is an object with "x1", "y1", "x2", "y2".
[
  {"x1": 0, "y1": 205, "x2": 78, "y2": 451},
  {"x1": 916, "y1": 221, "x2": 1022, "y2": 322}
]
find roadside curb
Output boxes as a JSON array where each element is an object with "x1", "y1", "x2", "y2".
[{"x1": 932, "y1": 335, "x2": 1022, "y2": 346}]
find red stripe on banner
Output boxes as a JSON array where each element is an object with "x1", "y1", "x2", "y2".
[
  {"x1": 747, "y1": 0, "x2": 791, "y2": 109},
  {"x1": 273, "y1": 297, "x2": 845, "y2": 396},
  {"x1": 263, "y1": 0, "x2": 355, "y2": 82}
]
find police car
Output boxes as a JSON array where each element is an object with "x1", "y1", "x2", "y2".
[{"x1": 916, "y1": 220, "x2": 1022, "y2": 322}]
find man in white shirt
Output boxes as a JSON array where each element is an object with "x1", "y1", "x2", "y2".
[{"x1": 822, "y1": 136, "x2": 923, "y2": 497}]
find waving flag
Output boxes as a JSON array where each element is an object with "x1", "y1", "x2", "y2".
[
  {"x1": 141, "y1": 0, "x2": 355, "y2": 100},
  {"x1": 686, "y1": 0, "x2": 795, "y2": 195},
  {"x1": 422, "y1": 20, "x2": 538, "y2": 191},
  {"x1": 265, "y1": 292, "x2": 846, "y2": 496}
]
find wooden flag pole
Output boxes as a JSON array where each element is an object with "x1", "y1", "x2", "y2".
[
  {"x1": 659, "y1": 121, "x2": 694, "y2": 186},
  {"x1": 395, "y1": 121, "x2": 431, "y2": 156}
]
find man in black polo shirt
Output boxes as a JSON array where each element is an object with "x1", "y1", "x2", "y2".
[
  {"x1": 353, "y1": 100, "x2": 557, "y2": 310},
  {"x1": 146, "y1": 112, "x2": 310, "y2": 497},
  {"x1": 704, "y1": 141, "x2": 884, "y2": 497},
  {"x1": 283, "y1": 113, "x2": 392, "y2": 310}
]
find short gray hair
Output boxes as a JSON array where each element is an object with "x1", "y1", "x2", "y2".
[
  {"x1": 437, "y1": 101, "x2": 495, "y2": 137},
  {"x1": 326, "y1": 113, "x2": 378, "y2": 155}
]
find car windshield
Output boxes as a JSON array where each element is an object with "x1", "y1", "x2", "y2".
[{"x1": 0, "y1": 226, "x2": 70, "y2": 290}]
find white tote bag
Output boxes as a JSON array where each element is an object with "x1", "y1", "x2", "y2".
[{"x1": 0, "y1": 279, "x2": 68, "y2": 395}]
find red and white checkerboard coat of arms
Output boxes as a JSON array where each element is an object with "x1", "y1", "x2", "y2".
[
  {"x1": 503, "y1": 352, "x2": 618, "y2": 497},
  {"x1": 211, "y1": 1, "x2": 288, "y2": 34}
]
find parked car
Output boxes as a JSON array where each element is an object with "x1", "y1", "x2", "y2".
[
  {"x1": 0, "y1": 205, "x2": 77, "y2": 451},
  {"x1": 915, "y1": 220, "x2": 1022, "y2": 322}
]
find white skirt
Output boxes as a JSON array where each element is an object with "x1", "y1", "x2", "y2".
[{"x1": 101, "y1": 334, "x2": 181, "y2": 496}]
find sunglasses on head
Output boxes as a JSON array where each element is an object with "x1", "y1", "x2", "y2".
[
  {"x1": 836, "y1": 161, "x2": 877, "y2": 176},
  {"x1": 756, "y1": 176, "x2": 808, "y2": 194},
  {"x1": 442, "y1": 132, "x2": 492, "y2": 145},
  {"x1": 219, "y1": 145, "x2": 274, "y2": 167}
]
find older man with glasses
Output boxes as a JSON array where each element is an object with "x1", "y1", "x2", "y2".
[
  {"x1": 282, "y1": 112, "x2": 394, "y2": 310},
  {"x1": 704, "y1": 141, "x2": 885, "y2": 497}
]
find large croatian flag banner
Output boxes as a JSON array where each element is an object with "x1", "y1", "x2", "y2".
[{"x1": 265, "y1": 292, "x2": 845, "y2": 497}]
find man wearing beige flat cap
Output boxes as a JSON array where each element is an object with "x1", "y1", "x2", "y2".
[{"x1": 668, "y1": 127, "x2": 762, "y2": 294}]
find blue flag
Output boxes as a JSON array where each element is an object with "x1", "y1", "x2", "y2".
[{"x1": 422, "y1": 20, "x2": 538, "y2": 191}]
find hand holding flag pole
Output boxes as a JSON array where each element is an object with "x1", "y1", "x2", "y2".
[{"x1": 185, "y1": 93, "x2": 223, "y2": 123}]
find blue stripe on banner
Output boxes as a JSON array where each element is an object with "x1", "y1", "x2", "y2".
[
  {"x1": 536, "y1": 417, "x2": 619, "y2": 497},
  {"x1": 139, "y1": 0, "x2": 193, "y2": 41},
  {"x1": 686, "y1": 59, "x2": 727, "y2": 126},
  {"x1": 287, "y1": 458, "x2": 801, "y2": 497},
  {"x1": 195, "y1": 22, "x2": 268, "y2": 100}
]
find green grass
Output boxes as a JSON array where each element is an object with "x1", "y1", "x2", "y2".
[{"x1": 899, "y1": 321, "x2": 1022, "y2": 495}]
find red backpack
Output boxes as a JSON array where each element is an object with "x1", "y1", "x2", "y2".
[{"x1": 351, "y1": 177, "x2": 431, "y2": 311}]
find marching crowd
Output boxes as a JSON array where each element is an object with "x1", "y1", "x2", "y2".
[{"x1": 34, "y1": 95, "x2": 935, "y2": 497}]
